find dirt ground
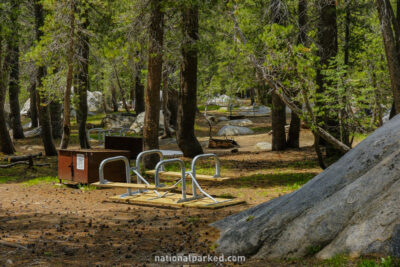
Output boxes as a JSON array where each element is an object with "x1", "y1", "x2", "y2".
[{"x1": 0, "y1": 112, "x2": 365, "y2": 266}]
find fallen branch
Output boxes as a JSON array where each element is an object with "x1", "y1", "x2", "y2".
[{"x1": 0, "y1": 240, "x2": 27, "y2": 250}]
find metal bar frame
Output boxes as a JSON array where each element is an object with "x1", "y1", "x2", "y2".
[
  {"x1": 99, "y1": 156, "x2": 131, "y2": 195},
  {"x1": 154, "y1": 158, "x2": 186, "y2": 202},
  {"x1": 189, "y1": 153, "x2": 223, "y2": 203}
]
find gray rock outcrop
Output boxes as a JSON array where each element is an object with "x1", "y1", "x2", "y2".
[{"x1": 212, "y1": 114, "x2": 400, "y2": 259}]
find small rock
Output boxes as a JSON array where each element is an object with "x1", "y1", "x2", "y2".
[{"x1": 256, "y1": 142, "x2": 272, "y2": 150}]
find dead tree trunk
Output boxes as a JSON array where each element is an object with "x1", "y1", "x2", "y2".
[
  {"x1": 0, "y1": 37, "x2": 15, "y2": 154},
  {"x1": 34, "y1": 0, "x2": 57, "y2": 156},
  {"x1": 60, "y1": 0, "x2": 75, "y2": 149},
  {"x1": 76, "y1": 4, "x2": 90, "y2": 149},
  {"x1": 213, "y1": 114, "x2": 400, "y2": 259},
  {"x1": 8, "y1": 0, "x2": 24, "y2": 139},
  {"x1": 143, "y1": 0, "x2": 163, "y2": 167},
  {"x1": 176, "y1": 3, "x2": 203, "y2": 158}
]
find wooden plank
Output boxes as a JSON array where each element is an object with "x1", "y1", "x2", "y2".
[
  {"x1": 91, "y1": 182, "x2": 176, "y2": 191},
  {"x1": 107, "y1": 192, "x2": 245, "y2": 209},
  {"x1": 145, "y1": 170, "x2": 233, "y2": 182}
]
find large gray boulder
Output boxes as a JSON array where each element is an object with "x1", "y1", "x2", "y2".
[
  {"x1": 217, "y1": 126, "x2": 254, "y2": 136},
  {"x1": 206, "y1": 94, "x2": 237, "y2": 107},
  {"x1": 87, "y1": 91, "x2": 103, "y2": 113},
  {"x1": 101, "y1": 114, "x2": 136, "y2": 129},
  {"x1": 228, "y1": 119, "x2": 253, "y2": 127},
  {"x1": 212, "y1": 114, "x2": 400, "y2": 259},
  {"x1": 129, "y1": 111, "x2": 164, "y2": 133},
  {"x1": 239, "y1": 105, "x2": 271, "y2": 116},
  {"x1": 20, "y1": 99, "x2": 30, "y2": 116}
]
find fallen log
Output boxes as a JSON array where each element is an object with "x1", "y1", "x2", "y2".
[
  {"x1": 3, "y1": 152, "x2": 42, "y2": 162},
  {"x1": 0, "y1": 161, "x2": 50, "y2": 168},
  {"x1": 208, "y1": 138, "x2": 238, "y2": 149}
]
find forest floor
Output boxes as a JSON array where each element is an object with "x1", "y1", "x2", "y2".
[{"x1": 0, "y1": 110, "x2": 382, "y2": 266}]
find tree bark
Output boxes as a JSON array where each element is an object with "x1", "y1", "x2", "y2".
[
  {"x1": 7, "y1": 0, "x2": 24, "y2": 139},
  {"x1": 111, "y1": 82, "x2": 118, "y2": 112},
  {"x1": 76, "y1": 4, "x2": 90, "y2": 149},
  {"x1": 60, "y1": 0, "x2": 75, "y2": 149},
  {"x1": 28, "y1": 80, "x2": 38, "y2": 128},
  {"x1": 271, "y1": 92, "x2": 287, "y2": 150},
  {"x1": 287, "y1": 0, "x2": 307, "y2": 149},
  {"x1": 143, "y1": 0, "x2": 164, "y2": 167},
  {"x1": 270, "y1": 0, "x2": 287, "y2": 151},
  {"x1": 0, "y1": 37, "x2": 15, "y2": 154},
  {"x1": 376, "y1": 0, "x2": 400, "y2": 115},
  {"x1": 50, "y1": 100, "x2": 62, "y2": 139},
  {"x1": 134, "y1": 63, "x2": 145, "y2": 114},
  {"x1": 177, "y1": 3, "x2": 203, "y2": 158},
  {"x1": 316, "y1": 0, "x2": 341, "y2": 156},
  {"x1": 34, "y1": 0, "x2": 57, "y2": 156},
  {"x1": 161, "y1": 66, "x2": 172, "y2": 139}
]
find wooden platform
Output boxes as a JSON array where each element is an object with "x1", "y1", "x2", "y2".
[
  {"x1": 91, "y1": 182, "x2": 176, "y2": 191},
  {"x1": 106, "y1": 191, "x2": 245, "y2": 209},
  {"x1": 145, "y1": 170, "x2": 233, "y2": 182}
]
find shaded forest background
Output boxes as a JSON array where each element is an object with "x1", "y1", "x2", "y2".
[{"x1": 0, "y1": 0, "x2": 399, "y2": 166}]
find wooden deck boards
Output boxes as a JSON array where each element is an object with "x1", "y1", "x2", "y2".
[
  {"x1": 107, "y1": 191, "x2": 245, "y2": 209},
  {"x1": 91, "y1": 182, "x2": 176, "y2": 191}
]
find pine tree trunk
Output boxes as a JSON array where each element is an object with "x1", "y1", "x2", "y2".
[
  {"x1": 111, "y1": 82, "x2": 118, "y2": 112},
  {"x1": 376, "y1": 0, "x2": 400, "y2": 114},
  {"x1": 50, "y1": 100, "x2": 62, "y2": 139},
  {"x1": 0, "y1": 37, "x2": 15, "y2": 154},
  {"x1": 287, "y1": 0, "x2": 307, "y2": 149},
  {"x1": 272, "y1": 92, "x2": 287, "y2": 151},
  {"x1": 176, "y1": 3, "x2": 203, "y2": 158},
  {"x1": 316, "y1": 0, "x2": 340, "y2": 156},
  {"x1": 76, "y1": 4, "x2": 90, "y2": 149},
  {"x1": 143, "y1": 0, "x2": 164, "y2": 167},
  {"x1": 60, "y1": 0, "x2": 74, "y2": 149},
  {"x1": 8, "y1": 0, "x2": 24, "y2": 139},
  {"x1": 168, "y1": 89, "x2": 178, "y2": 128},
  {"x1": 270, "y1": 0, "x2": 287, "y2": 151},
  {"x1": 161, "y1": 66, "x2": 172, "y2": 139},
  {"x1": 34, "y1": 0, "x2": 57, "y2": 156},
  {"x1": 134, "y1": 64, "x2": 145, "y2": 114},
  {"x1": 28, "y1": 80, "x2": 38, "y2": 128}
]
